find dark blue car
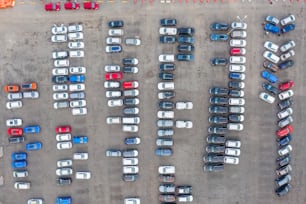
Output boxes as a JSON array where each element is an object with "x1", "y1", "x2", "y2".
[
  {"x1": 279, "y1": 60, "x2": 294, "y2": 70},
  {"x1": 281, "y1": 24, "x2": 295, "y2": 33},
  {"x1": 229, "y1": 72, "x2": 244, "y2": 80},
  {"x1": 277, "y1": 134, "x2": 292, "y2": 147},
  {"x1": 69, "y1": 75, "x2": 85, "y2": 83},
  {"x1": 11, "y1": 160, "x2": 27, "y2": 169},
  {"x1": 56, "y1": 196, "x2": 72, "y2": 204},
  {"x1": 108, "y1": 20, "x2": 124, "y2": 28},
  {"x1": 155, "y1": 148, "x2": 172, "y2": 156},
  {"x1": 262, "y1": 82, "x2": 280, "y2": 95},
  {"x1": 23, "y1": 125, "x2": 40, "y2": 134},
  {"x1": 210, "y1": 33, "x2": 229, "y2": 41},
  {"x1": 25, "y1": 141, "x2": 42, "y2": 151},
  {"x1": 124, "y1": 137, "x2": 141, "y2": 145},
  {"x1": 178, "y1": 36, "x2": 194, "y2": 44},
  {"x1": 160, "y1": 36, "x2": 176, "y2": 44},
  {"x1": 176, "y1": 54, "x2": 194, "y2": 61},
  {"x1": 11, "y1": 152, "x2": 27, "y2": 161},
  {"x1": 160, "y1": 18, "x2": 177, "y2": 26},
  {"x1": 72, "y1": 136, "x2": 88, "y2": 144},
  {"x1": 210, "y1": 22, "x2": 229, "y2": 31},
  {"x1": 264, "y1": 23, "x2": 280, "y2": 34},
  {"x1": 261, "y1": 70, "x2": 278, "y2": 83}
]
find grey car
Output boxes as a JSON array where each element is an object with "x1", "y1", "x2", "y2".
[
  {"x1": 157, "y1": 129, "x2": 174, "y2": 137},
  {"x1": 208, "y1": 106, "x2": 228, "y2": 114},
  {"x1": 159, "y1": 101, "x2": 174, "y2": 110},
  {"x1": 277, "y1": 155, "x2": 291, "y2": 167},
  {"x1": 122, "y1": 174, "x2": 138, "y2": 182},
  {"x1": 209, "y1": 87, "x2": 228, "y2": 96},
  {"x1": 159, "y1": 184, "x2": 175, "y2": 193},
  {"x1": 203, "y1": 154, "x2": 225, "y2": 163},
  {"x1": 158, "y1": 91, "x2": 175, "y2": 99},
  {"x1": 176, "y1": 186, "x2": 192, "y2": 194},
  {"x1": 228, "y1": 114, "x2": 244, "y2": 122},
  {"x1": 276, "y1": 164, "x2": 292, "y2": 176},
  {"x1": 229, "y1": 89, "x2": 244, "y2": 97},
  {"x1": 123, "y1": 107, "x2": 139, "y2": 115},
  {"x1": 156, "y1": 138, "x2": 173, "y2": 146},
  {"x1": 278, "y1": 116, "x2": 293, "y2": 128},
  {"x1": 206, "y1": 135, "x2": 226, "y2": 144},
  {"x1": 275, "y1": 174, "x2": 291, "y2": 188},
  {"x1": 278, "y1": 98, "x2": 293, "y2": 110},
  {"x1": 155, "y1": 148, "x2": 173, "y2": 156},
  {"x1": 209, "y1": 97, "x2": 228, "y2": 105},
  {"x1": 208, "y1": 126, "x2": 227, "y2": 134},
  {"x1": 208, "y1": 116, "x2": 228, "y2": 124},
  {"x1": 70, "y1": 92, "x2": 85, "y2": 99},
  {"x1": 56, "y1": 177, "x2": 72, "y2": 185},
  {"x1": 204, "y1": 164, "x2": 224, "y2": 172},
  {"x1": 123, "y1": 97, "x2": 140, "y2": 106},
  {"x1": 122, "y1": 149, "x2": 138, "y2": 157},
  {"x1": 105, "y1": 149, "x2": 121, "y2": 157},
  {"x1": 206, "y1": 145, "x2": 225, "y2": 153},
  {"x1": 157, "y1": 119, "x2": 174, "y2": 128}
]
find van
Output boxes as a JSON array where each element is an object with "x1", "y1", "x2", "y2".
[
  {"x1": 227, "y1": 123, "x2": 244, "y2": 131},
  {"x1": 14, "y1": 181, "x2": 31, "y2": 189},
  {"x1": 229, "y1": 106, "x2": 245, "y2": 114},
  {"x1": 13, "y1": 170, "x2": 28, "y2": 178},
  {"x1": 122, "y1": 158, "x2": 139, "y2": 165},
  {"x1": 122, "y1": 117, "x2": 140, "y2": 124}
]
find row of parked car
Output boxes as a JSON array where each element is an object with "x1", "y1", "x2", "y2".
[
  {"x1": 44, "y1": 1, "x2": 99, "y2": 11},
  {"x1": 263, "y1": 14, "x2": 295, "y2": 35}
]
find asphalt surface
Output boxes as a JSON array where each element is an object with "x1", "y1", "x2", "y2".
[{"x1": 0, "y1": 1, "x2": 306, "y2": 204}]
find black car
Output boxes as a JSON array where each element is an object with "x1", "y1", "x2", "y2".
[
  {"x1": 160, "y1": 63, "x2": 175, "y2": 71},
  {"x1": 123, "y1": 66, "x2": 138, "y2": 74},
  {"x1": 52, "y1": 76, "x2": 69, "y2": 84},
  {"x1": 228, "y1": 81, "x2": 245, "y2": 89},
  {"x1": 123, "y1": 97, "x2": 139, "y2": 106},
  {"x1": 158, "y1": 91, "x2": 175, "y2": 99},
  {"x1": 56, "y1": 177, "x2": 72, "y2": 185},
  {"x1": 159, "y1": 101, "x2": 174, "y2": 110},
  {"x1": 210, "y1": 22, "x2": 229, "y2": 31},
  {"x1": 278, "y1": 98, "x2": 293, "y2": 110},
  {"x1": 277, "y1": 134, "x2": 292, "y2": 147},
  {"x1": 208, "y1": 106, "x2": 228, "y2": 114},
  {"x1": 108, "y1": 20, "x2": 124, "y2": 28},
  {"x1": 206, "y1": 145, "x2": 225, "y2": 153},
  {"x1": 208, "y1": 116, "x2": 228, "y2": 124},
  {"x1": 228, "y1": 114, "x2": 244, "y2": 122},
  {"x1": 228, "y1": 89, "x2": 244, "y2": 97},
  {"x1": 277, "y1": 155, "x2": 291, "y2": 167},
  {"x1": 262, "y1": 82, "x2": 279, "y2": 95},
  {"x1": 122, "y1": 174, "x2": 138, "y2": 182},
  {"x1": 177, "y1": 44, "x2": 194, "y2": 52},
  {"x1": 210, "y1": 58, "x2": 228, "y2": 66},
  {"x1": 275, "y1": 184, "x2": 291, "y2": 197},
  {"x1": 209, "y1": 87, "x2": 228, "y2": 96},
  {"x1": 278, "y1": 60, "x2": 294, "y2": 70},
  {"x1": 204, "y1": 163, "x2": 224, "y2": 172},
  {"x1": 160, "y1": 18, "x2": 177, "y2": 26},
  {"x1": 122, "y1": 58, "x2": 138, "y2": 65},
  {"x1": 209, "y1": 97, "x2": 228, "y2": 105},
  {"x1": 203, "y1": 154, "x2": 225, "y2": 163},
  {"x1": 160, "y1": 36, "x2": 176, "y2": 44},
  {"x1": 177, "y1": 27, "x2": 195, "y2": 35},
  {"x1": 8, "y1": 136, "x2": 25, "y2": 144},
  {"x1": 208, "y1": 126, "x2": 227, "y2": 134},
  {"x1": 159, "y1": 73, "x2": 174, "y2": 81},
  {"x1": 206, "y1": 135, "x2": 226, "y2": 144}
]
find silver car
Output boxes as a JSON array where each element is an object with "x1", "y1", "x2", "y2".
[
  {"x1": 157, "y1": 129, "x2": 174, "y2": 137},
  {"x1": 157, "y1": 119, "x2": 174, "y2": 128},
  {"x1": 122, "y1": 149, "x2": 138, "y2": 157},
  {"x1": 105, "y1": 149, "x2": 121, "y2": 157},
  {"x1": 278, "y1": 116, "x2": 293, "y2": 128}
]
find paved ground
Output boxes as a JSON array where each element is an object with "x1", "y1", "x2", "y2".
[{"x1": 0, "y1": 1, "x2": 306, "y2": 204}]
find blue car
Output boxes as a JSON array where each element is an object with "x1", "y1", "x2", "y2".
[
  {"x1": 264, "y1": 23, "x2": 280, "y2": 34},
  {"x1": 108, "y1": 20, "x2": 124, "y2": 28},
  {"x1": 281, "y1": 24, "x2": 295, "y2": 33},
  {"x1": 229, "y1": 72, "x2": 245, "y2": 80},
  {"x1": 210, "y1": 33, "x2": 228, "y2": 41},
  {"x1": 279, "y1": 60, "x2": 294, "y2": 70},
  {"x1": 176, "y1": 54, "x2": 194, "y2": 61},
  {"x1": 72, "y1": 136, "x2": 88, "y2": 144},
  {"x1": 124, "y1": 137, "x2": 141, "y2": 145},
  {"x1": 25, "y1": 141, "x2": 42, "y2": 151},
  {"x1": 262, "y1": 82, "x2": 279, "y2": 95},
  {"x1": 178, "y1": 36, "x2": 194, "y2": 44},
  {"x1": 210, "y1": 22, "x2": 229, "y2": 31},
  {"x1": 160, "y1": 18, "x2": 177, "y2": 26},
  {"x1": 11, "y1": 152, "x2": 27, "y2": 161},
  {"x1": 261, "y1": 70, "x2": 278, "y2": 83},
  {"x1": 160, "y1": 36, "x2": 176, "y2": 44},
  {"x1": 23, "y1": 125, "x2": 40, "y2": 134},
  {"x1": 155, "y1": 148, "x2": 172, "y2": 156},
  {"x1": 277, "y1": 134, "x2": 292, "y2": 147},
  {"x1": 56, "y1": 196, "x2": 72, "y2": 204},
  {"x1": 69, "y1": 75, "x2": 85, "y2": 83},
  {"x1": 11, "y1": 160, "x2": 27, "y2": 169},
  {"x1": 106, "y1": 45, "x2": 122, "y2": 53}
]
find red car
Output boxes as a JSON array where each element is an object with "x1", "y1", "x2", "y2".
[
  {"x1": 56, "y1": 125, "x2": 72, "y2": 133},
  {"x1": 64, "y1": 2, "x2": 80, "y2": 10},
  {"x1": 123, "y1": 81, "x2": 139, "y2": 89},
  {"x1": 45, "y1": 2, "x2": 61, "y2": 11},
  {"x1": 279, "y1": 80, "x2": 294, "y2": 91},
  {"x1": 105, "y1": 72, "x2": 123, "y2": 81},
  {"x1": 230, "y1": 48, "x2": 246, "y2": 56},
  {"x1": 276, "y1": 125, "x2": 293, "y2": 138},
  {"x1": 83, "y1": 1, "x2": 99, "y2": 10},
  {"x1": 7, "y1": 128, "x2": 23, "y2": 136}
]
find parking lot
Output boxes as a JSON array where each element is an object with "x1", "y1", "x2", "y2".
[{"x1": 0, "y1": 1, "x2": 306, "y2": 204}]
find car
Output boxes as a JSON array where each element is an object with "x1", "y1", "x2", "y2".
[
  {"x1": 51, "y1": 35, "x2": 67, "y2": 43},
  {"x1": 157, "y1": 119, "x2": 174, "y2": 128},
  {"x1": 158, "y1": 165, "x2": 175, "y2": 174},
  {"x1": 278, "y1": 98, "x2": 293, "y2": 110},
  {"x1": 210, "y1": 97, "x2": 228, "y2": 105},
  {"x1": 210, "y1": 87, "x2": 228, "y2": 96},
  {"x1": 231, "y1": 22, "x2": 247, "y2": 29},
  {"x1": 229, "y1": 72, "x2": 245, "y2": 80},
  {"x1": 210, "y1": 57, "x2": 228, "y2": 66},
  {"x1": 178, "y1": 36, "x2": 194, "y2": 44},
  {"x1": 54, "y1": 59, "x2": 69, "y2": 67},
  {"x1": 204, "y1": 163, "x2": 224, "y2": 172},
  {"x1": 53, "y1": 92, "x2": 69, "y2": 101},
  {"x1": 11, "y1": 160, "x2": 27, "y2": 169},
  {"x1": 6, "y1": 118, "x2": 22, "y2": 127},
  {"x1": 261, "y1": 70, "x2": 278, "y2": 83},
  {"x1": 124, "y1": 137, "x2": 141, "y2": 145},
  {"x1": 227, "y1": 123, "x2": 244, "y2": 131},
  {"x1": 259, "y1": 92, "x2": 275, "y2": 104},
  {"x1": 280, "y1": 50, "x2": 295, "y2": 61},
  {"x1": 157, "y1": 111, "x2": 174, "y2": 119},
  {"x1": 104, "y1": 81, "x2": 120, "y2": 89},
  {"x1": 264, "y1": 23, "x2": 280, "y2": 34},
  {"x1": 125, "y1": 38, "x2": 141, "y2": 46},
  {"x1": 229, "y1": 56, "x2": 246, "y2": 64},
  {"x1": 122, "y1": 117, "x2": 140, "y2": 124},
  {"x1": 159, "y1": 175, "x2": 175, "y2": 183},
  {"x1": 279, "y1": 60, "x2": 294, "y2": 70},
  {"x1": 230, "y1": 30, "x2": 247, "y2": 38},
  {"x1": 7, "y1": 128, "x2": 23, "y2": 136},
  {"x1": 229, "y1": 106, "x2": 245, "y2": 114},
  {"x1": 230, "y1": 39, "x2": 246, "y2": 47},
  {"x1": 279, "y1": 80, "x2": 294, "y2": 91},
  {"x1": 159, "y1": 194, "x2": 175, "y2": 202},
  {"x1": 69, "y1": 75, "x2": 85, "y2": 83},
  {"x1": 56, "y1": 177, "x2": 72, "y2": 185},
  {"x1": 69, "y1": 50, "x2": 84, "y2": 58},
  {"x1": 203, "y1": 154, "x2": 224, "y2": 163},
  {"x1": 14, "y1": 181, "x2": 31, "y2": 190},
  {"x1": 4, "y1": 84, "x2": 20, "y2": 93},
  {"x1": 23, "y1": 125, "x2": 40, "y2": 134},
  {"x1": 52, "y1": 68, "x2": 68, "y2": 76},
  {"x1": 277, "y1": 108, "x2": 293, "y2": 120},
  {"x1": 53, "y1": 101, "x2": 69, "y2": 109},
  {"x1": 122, "y1": 149, "x2": 138, "y2": 157},
  {"x1": 225, "y1": 148, "x2": 241, "y2": 156},
  {"x1": 52, "y1": 76, "x2": 69, "y2": 84},
  {"x1": 73, "y1": 152, "x2": 89, "y2": 160},
  {"x1": 70, "y1": 99, "x2": 86, "y2": 108},
  {"x1": 276, "y1": 125, "x2": 293, "y2": 138},
  {"x1": 6, "y1": 100, "x2": 22, "y2": 109},
  {"x1": 208, "y1": 106, "x2": 228, "y2": 114},
  {"x1": 157, "y1": 129, "x2": 174, "y2": 137},
  {"x1": 276, "y1": 164, "x2": 292, "y2": 176},
  {"x1": 175, "y1": 120, "x2": 193, "y2": 128},
  {"x1": 45, "y1": 2, "x2": 60, "y2": 11},
  {"x1": 230, "y1": 48, "x2": 246, "y2": 56},
  {"x1": 56, "y1": 197, "x2": 72, "y2": 204},
  {"x1": 160, "y1": 18, "x2": 177, "y2": 26},
  {"x1": 159, "y1": 101, "x2": 174, "y2": 110},
  {"x1": 68, "y1": 23, "x2": 83, "y2": 32},
  {"x1": 177, "y1": 27, "x2": 195, "y2": 35},
  {"x1": 208, "y1": 126, "x2": 227, "y2": 134},
  {"x1": 123, "y1": 166, "x2": 139, "y2": 174},
  {"x1": 228, "y1": 89, "x2": 244, "y2": 97},
  {"x1": 123, "y1": 107, "x2": 139, "y2": 115},
  {"x1": 106, "y1": 90, "x2": 121, "y2": 98},
  {"x1": 159, "y1": 27, "x2": 177, "y2": 35},
  {"x1": 263, "y1": 61, "x2": 278, "y2": 72},
  {"x1": 228, "y1": 98, "x2": 245, "y2": 105},
  {"x1": 210, "y1": 22, "x2": 229, "y2": 31},
  {"x1": 57, "y1": 159, "x2": 72, "y2": 168},
  {"x1": 56, "y1": 126, "x2": 71, "y2": 134},
  {"x1": 11, "y1": 152, "x2": 27, "y2": 161},
  {"x1": 108, "y1": 29, "x2": 124, "y2": 36},
  {"x1": 64, "y1": 2, "x2": 80, "y2": 10},
  {"x1": 228, "y1": 114, "x2": 244, "y2": 122},
  {"x1": 155, "y1": 148, "x2": 173, "y2": 156},
  {"x1": 210, "y1": 33, "x2": 228, "y2": 41},
  {"x1": 56, "y1": 168, "x2": 73, "y2": 176},
  {"x1": 280, "y1": 14, "x2": 295, "y2": 26},
  {"x1": 278, "y1": 144, "x2": 292, "y2": 156},
  {"x1": 206, "y1": 135, "x2": 226, "y2": 144},
  {"x1": 52, "y1": 51, "x2": 68, "y2": 59},
  {"x1": 262, "y1": 82, "x2": 279, "y2": 95},
  {"x1": 263, "y1": 51, "x2": 280, "y2": 64},
  {"x1": 159, "y1": 184, "x2": 175, "y2": 193},
  {"x1": 105, "y1": 45, "x2": 122, "y2": 53},
  {"x1": 225, "y1": 140, "x2": 241, "y2": 148},
  {"x1": 9, "y1": 136, "x2": 25, "y2": 144},
  {"x1": 280, "y1": 40, "x2": 296, "y2": 52},
  {"x1": 57, "y1": 141, "x2": 72, "y2": 150},
  {"x1": 72, "y1": 107, "x2": 87, "y2": 116},
  {"x1": 122, "y1": 66, "x2": 138, "y2": 74},
  {"x1": 123, "y1": 81, "x2": 139, "y2": 89},
  {"x1": 23, "y1": 91, "x2": 39, "y2": 99},
  {"x1": 177, "y1": 44, "x2": 194, "y2": 52},
  {"x1": 106, "y1": 116, "x2": 121, "y2": 125},
  {"x1": 175, "y1": 101, "x2": 193, "y2": 110},
  {"x1": 278, "y1": 90, "x2": 294, "y2": 100},
  {"x1": 25, "y1": 141, "x2": 42, "y2": 151},
  {"x1": 68, "y1": 41, "x2": 84, "y2": 49},
  {"x1": 122, "y1": 174, "x2": 138, "y2": 182},
  {"x1": 8, "y1": 93, "x2": 24, "y2": 100},
  {"x1": 72, "y1": 136, "x2": 88, "y2": 144},
  {"x1": 224, "y1": 156, "x2": 240, "y2": 165},
  {"x1": 159, "y1": 54, "x2": 174, "y2": 62},
  {"x1": 52, "y1": 24, "x2": 67, "y2": 35},
  {"x1": 206, "y1": 145, "x2": 225, "y2": 153},
  {"x1": 123, "y1": 89, "x2": 139, "y2": 97},
  {"x1": 70, "y1": 92, "x2": 85, "y2": 99},
  {"x1": 123, "y1": 57, "x2": 138, "y2": 65},
  {"x1": 83, "y1": 1, "x2": 99, "y2": 9},
  {"x1": 75, "y1": 171, "x2": 91, "y2": 179},
  {"x1": 160, "y1": 63, "x2": 175, "y2": 71},
  {"x1": 68, "y1": 32, "x2": 83, "y2": 40},
  {"x1": 27, "y1": 198, "x2": 44, "y2": 204},
  {"x1": 105, "y1": 72, "x2": 123, "y2": 81},
  {"x1": 276, "y1": 184, "x2": 292, "y2": 197},
  {"x1": 108, "y1": 20, "x2": 124, "y2": 28},
  {"x1": 158, "y1": 82, "x2": 174, "y2": 90},
  {"x1": 158, "y1": 91, "x2": 175, "y2": 99},
  {"x1": 156, "y1": 138, "x2": 173, "y2": 146},
  {"x1": 264, "y1": 41, "x2": 279, "y2": 53},
  {"x1": 176, "y1": 54, "x2": 194, "y2": 61},
  {"x1": 123, "y1": 98, "x2": 139, "y2": 106},
  {"x1": 277, "y1": 155, "x2": 291, "y2": 166},
  {"x1": 105, "y1": 149, "x2": 121, "y2": 157},
  {"x1": 266, "y1": 15, "x2": 280, "y2": 25}
]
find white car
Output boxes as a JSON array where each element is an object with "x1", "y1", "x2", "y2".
[
  {"x1": 104, "y1": 81, "x2": 120, "y2": 89},
  {"x1": 53, "y1": 92, "x2": 69, "y2": 100},
  {"x1": 54, "y1": 59, "x2": 69, "y2": 67},
  {"x1": 108, "y1": 29, "x2": 124, "y2": 36},
  {"x1": 122, "y1": 125, "x2": 138, "y2": 132},
  {"x1": 278, "y1": 145, "x2": 292, "y2": 156},
  {"x1": 108, "y1": 99, "x2": 123, "y2": 107},
  {"x1": 51, "y1": 35, "x2": 67, "y2": 43},
  {"x1": 106, "y1": 91, "x2": 121, "y2": 98},
  {"x1": 69, "y1": 67, "x2": 86, "y2": 74},
  {"x1": 225, "y1": 140, "x2": 241, "y2": 148},
  {"x1": 157, "y1": 111, "x2": 174, "y2": 119},
  {"x1": 264, "y1": 41, "x2": 279, "y2": 53},
  {"x1": 68, "y1": 41, "x2": 84, "y2": 49},
  {"x1": 227, "y1": 123, "x2": 244, "y2": 131},
  {"x1": 259, "y1": 92, "x2": 275, "y2": 104},
  {"x1": 228, "y1": 98, "x2": 245, "y2": 105},
  {"x1": 56, "y1": 168, "x2": 73, "y2": 176},
  {"x1": 53, "y1": 101, "x2": 69, "y2": 109},
  {"x1": 7, "y1": 93, "x2": 22, "y2": 100},
  {"x1": 6, "y1": 118, "x2": 22, "y2": 127},
  {"x1": 27, "y1": 198, "x2": 43, "y2": 204},
  {"x1": 70, "y1": 100, "x2": 86, "y2": 108},
  {"x1": 68, "y1": 32, "x2": 83, "y2": 40},
  {"x1": 229, "y1": 39, "x2": 246, "y2": 47},
  {"x1": 72, "y1": 107, "x2": 87, "y2": 115},
  {"x1": 104, "y1": 65, "x2": 120, "y2": 72},
  {"x1": 52, "y1": 51, "x2": 68, "y2": 59},
  {"x1": 175, "y1": 120, "x2": 193, "y2": 128},
  {"x1": 229, "y1": 64, "x2": 246, "y2": 72},
  {"x1": 14, "y1": 182, "x2": 31, "y2": 190},
  {"x1": 229, "y1": 56, "x2": 246, "y2": 64},
  {"x1": 52, "y1": 68, "x2": 68, "y2": 76},
  {"x1": 123, "y1": 166, "x2": 139, "y2": 174},
  {"x1": 277, "y1": 107, "x2": 293, "y2": 119},
  {"x1": 23, "y1": 91, "x2": 39, "y2": 99},
  {"x1": 57, "y1": 159, "x2": 72, "y2": 168},
  {"x1": 123, "y1": 89, "x2": 139, "y2": 97},
  {"x1": 75, "y1": 171, "x2": 91, "y2": 179},
  {"x1": 124, "y1": 198, "x2": 140, "y2": 204},
  {"x1": 158, "y1": 166, "x2": 175, "y2": 174},
  {"x1": 159, "y1": 54, "x2": 175, "y2": 62},
  {"x1": 231, "y1": 22, "x2": 247, "y2": 29},
  {"x1": 69, "y1": 50, "x2": 84, "y2": 58},
  {"x1": 263, "y1": 51, "x2": 280, "y2": 64},
  {"x1": 280, "y1": 50, "x2": 295, "y2": 61},
  {"x1": 176, "y1": 101, "x2": 193, "y2": 110},
  {"x1": 13, "y1": 170, "x2": 28, "y2": 178},
  {"x1": 53, "y1": 84, "x2": 68, "y2": 92},
  {"x1": 6, "y1": 101, "x2": 22, "y2": 109},
  {"x1": 280, "y1": 40, "x2": 296, "y2": 53},
  {"x1": 225, "y1": 148, "x2": 241, "y2": 156},
  {"x1": 230, "y1": 30, "x2": 247, "y2": 38},
  {"x1": 106, "y1": 37, "x2": 121, "y2": 44},
  {"x1": 266, "y1": 15, "x2": 280, "y2": 25},
  {"x1": 56, "y1": 134, "x2": 72, "y2": 142},
  {"x1": 278, "y1": 90, "x2": 294, "y2": 100},
  {"x1": 68, "y1": 24, "x2": 83, "y2": 32},
  {"x1": 280, "y1": 14, "x2": 295, "y2": 26},
  {"x1": 158, "y1": 82, "x2": 174, "y2": 90},
  {"x1": 106, "y1": 117, "x2": 121, "y2": 124},
  {"x1": 73, "y1": 152, "x2": 88, "y2": 160},
  {"x1": 159, "y1": 27, "x2": 177, "y2": 35},
  {"x1": 122, "y1": 158, "x2": 139, "y2": 165},
  {"x1": 125, "y1": 38, "x2": 141, "y2": 46},
  {"x1": 224, "y1": 156, "x2": 239, "y2": 165},
  {"x1": 52, "y1": 24, "x2": 67, "y2": 34},
  {"x1": 57, "y1": 142, "x2": 72, "y2": 150},
  {"x1": 69, "y1": 84, "x2": 85, "y2": 92}
]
